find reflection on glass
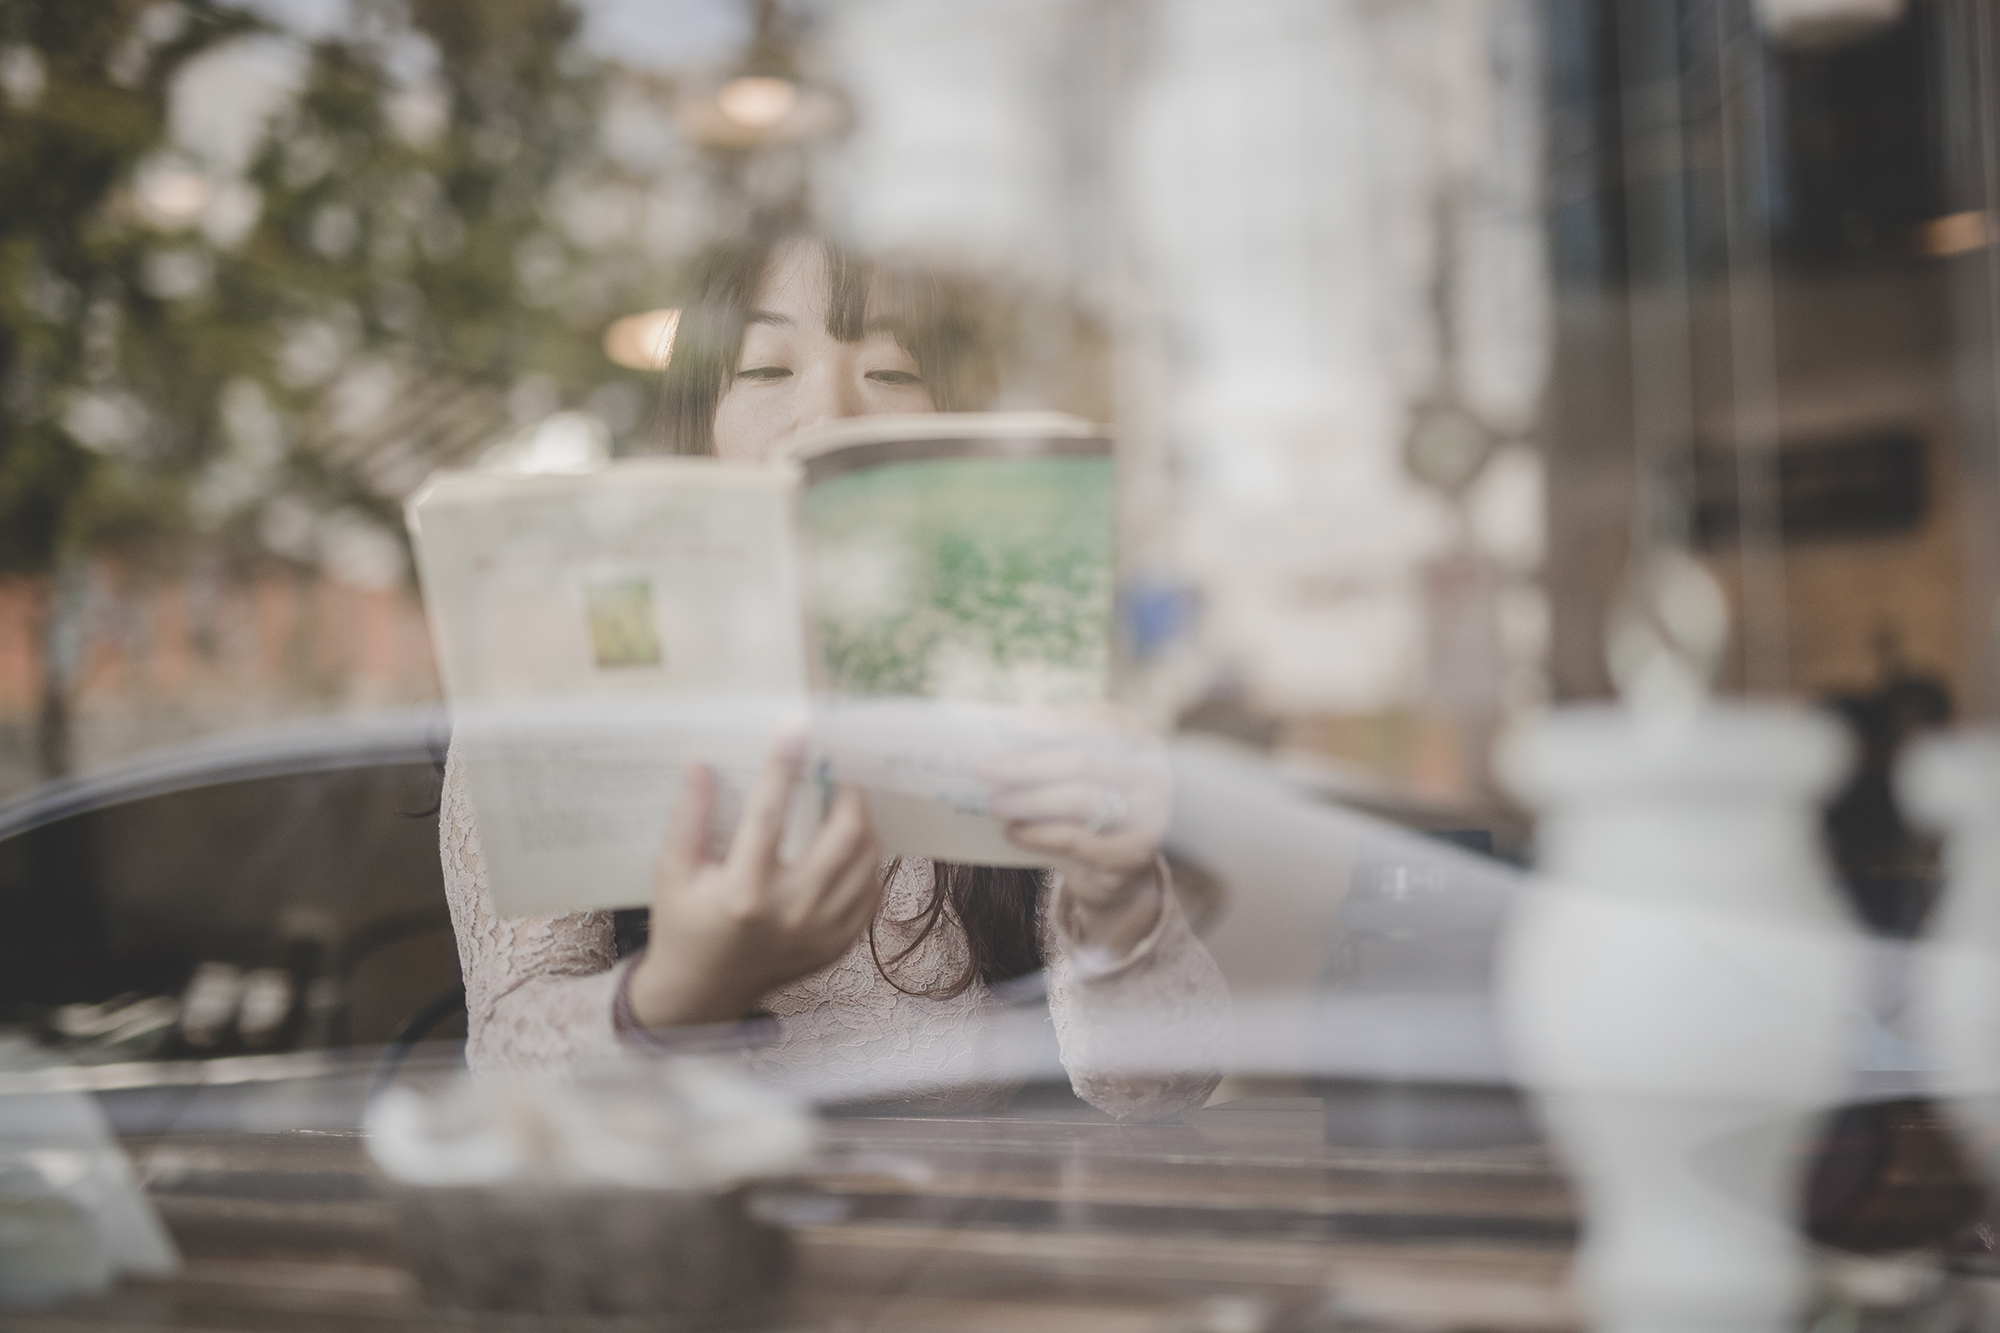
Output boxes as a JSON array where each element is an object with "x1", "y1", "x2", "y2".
[{"x1": 2, "y1": 0, "x2": 1996, "y2": 1326}]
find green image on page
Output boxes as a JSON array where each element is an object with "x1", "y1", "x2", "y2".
[
  {"x1": 801, "y1": 455, "x2": 1114, "y2": 705},
  {"x1": 585, "y1": 577, "x2": 664, "y2": 668}
]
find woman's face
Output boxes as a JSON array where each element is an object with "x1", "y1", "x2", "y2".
[{"x1": 711, "y1": 239, "x2": 937, "y2": 463}]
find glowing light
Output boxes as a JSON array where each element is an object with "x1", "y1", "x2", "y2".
[
  {"x1": 481, "y1": 411, "x2": 611, "y2": 476},
  {"x1": 602, "y1": 308, "x2": 679, "y2": 371},
  {"x1": 717, "y1": 77, "x2": 798, "y2": 129},
  {"x1": 138, "y1": 167, "x2": 210, "y2": 224},
  {"x1": 1921, "y1": 210, "x2": 1994, "y2": 258}
]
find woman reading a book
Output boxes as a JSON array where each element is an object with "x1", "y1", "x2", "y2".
[{"x1": 442, "y1": 233, "x2": 1228, "y2": 1120}]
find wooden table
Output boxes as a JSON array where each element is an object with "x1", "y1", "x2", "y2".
[{"x1": 17, "y1": 1096, "x2": 1585, "y2": 1333}]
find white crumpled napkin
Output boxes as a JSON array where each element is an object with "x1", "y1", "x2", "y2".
[{"x1": 364, "y1": 1058, "x2": 816, "y2": 1190}]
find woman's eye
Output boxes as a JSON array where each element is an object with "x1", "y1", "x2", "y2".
[
  {"x1": 735, "y1": 365, "x2": 791, "y2": 381},
  {"x1": 866, "y1": 369, "x2": 923, "y2": 386}
]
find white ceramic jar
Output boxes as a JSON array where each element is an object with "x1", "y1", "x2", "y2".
[
  {"x1": 1498, "y1": 704, "x2": 1860, "y2": 1333},
  {"x1": 1898, "y1": 730, "x2": 2000, "y2": 1186}
]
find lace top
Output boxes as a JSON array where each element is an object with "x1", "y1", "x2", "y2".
[{"x1": 441, "y1": 749, "x2": 1229, "y2": 1120}]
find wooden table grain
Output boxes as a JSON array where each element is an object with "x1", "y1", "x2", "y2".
[{"x1": 21, "y1": 1097, "x2": 1585, "y2": 1333}]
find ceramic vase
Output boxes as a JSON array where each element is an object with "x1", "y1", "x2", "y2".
[
  {"x1": 1497, "y1": 704, "x2": 1860, "y2": 1333},
  {"x1": 1899, "y1": 730, "x2": 2000, "y2": 1188}
]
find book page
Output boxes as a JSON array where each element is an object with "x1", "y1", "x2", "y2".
[
  {"x1": 409, "y1": 461, "x2": 812, "y2": 916},
  {"x1": 789, "y1": 417, "x2": 1116, "y2": 867},
  {"x1": 812, "y1": 699, "x2": 1054, "y2": 867}
]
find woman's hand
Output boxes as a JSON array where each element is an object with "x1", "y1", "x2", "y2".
[
  {"x1": 978, "y1": 715, "x2": 1172, "y2": 956},
  {"x1": 629, "y1": 736, "x2": 883, "y2": 1029}
]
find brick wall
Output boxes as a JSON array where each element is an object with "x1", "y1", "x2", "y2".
[{"x1": 0, "y1": 566, "x2": 440, "y2": 802}]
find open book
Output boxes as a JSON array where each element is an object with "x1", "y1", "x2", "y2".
[{"x1": 407, "y1": 412, "x2": 1114, "y2": 916}]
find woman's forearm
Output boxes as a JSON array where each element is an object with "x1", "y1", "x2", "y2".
[
  {"x1": 1044, "y1": 880, "x2": 1231, "y2": 1122},
  {"x1": 1054, "y1": 860, "x2": 1167, "y2": 960}
]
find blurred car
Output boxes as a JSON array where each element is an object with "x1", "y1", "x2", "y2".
[
  {"x1": 0, "y1": 711, "x2": 1532, "y2": 1125},
  {"x1": 0, "y1": 711, "x2": 461, "y2": 1063}
]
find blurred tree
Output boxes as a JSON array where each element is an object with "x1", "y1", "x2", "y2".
[
  {"x1": 0, "y1": 0, "x2": 257, "y2": 775},
  {"x1": 207, "y1": 0, "x2": 615, "y2": 536},
  {"x1": 0, "y1": 0, "x2": 658, "y2": 779}
]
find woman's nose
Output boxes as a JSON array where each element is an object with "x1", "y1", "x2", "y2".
[{"x1": 795, "y1": 364, "x2": 864, "y2": 429}]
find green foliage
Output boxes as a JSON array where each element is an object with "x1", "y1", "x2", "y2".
[
  {"x1": 233, "y1": 0, "x2": 596, "y2": 375},
  {"x1": 0, "y1": 0, "x2": 655, "y2": 583},
  {"x1": 0, "y1": 0, "x2": 258, "y2": 575}
]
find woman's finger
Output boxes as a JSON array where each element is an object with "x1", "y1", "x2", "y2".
[
  {"x1": 726, "y1": 730, "x2": 807, "y2": 878},
  {"x1": 987, "y1": 780, "x2": 1111, "y2": 825},
  {"x1": 795, "y1": 784, "x2": 871, "y2": 886},
  {"x1": 976, "y1": 745, "x2": 1094, "y2": 790},
  {"x1": 657, "y1": 762, "x2": 717, "y2": 888},
  {"x1": 978, "y1": 733, "x2": 1166, "y2": 794},
  {"x1": 1003, "y1": 819, "x2": 1092, "y2": 857},
  {"x1": 1009, "y1": 702, "x2": 1130, "y2": 741},
  {"x1": 1004, "y1": 817, "x2": 1156, "y2": 872},
  {"x1": 824, "y1": 840, "x2": 886, "y2": 928}
]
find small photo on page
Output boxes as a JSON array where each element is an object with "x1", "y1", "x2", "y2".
[{"x1": 584, "y1": 577, "x2": 664, "y2": 668}]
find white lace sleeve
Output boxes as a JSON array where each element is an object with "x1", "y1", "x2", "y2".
[
  {"x1": 441, "y1": 745, "x2": 626, "y2": 1073},
  {"x1": 1044, "y1": 871, "x2": 1230, "y2": 1122}
]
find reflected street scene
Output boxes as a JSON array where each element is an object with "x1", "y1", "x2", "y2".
[{"x1": 7, "y1": 1, "x2": 2000, "y2": 1330}]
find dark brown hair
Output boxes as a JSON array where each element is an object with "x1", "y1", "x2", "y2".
[
  {"x1": 659, "y1": 229, "x2": 991, "y2": 457},
  {"x1": 657, "y1": 229, "x2": 1041, "y2": 996}
]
